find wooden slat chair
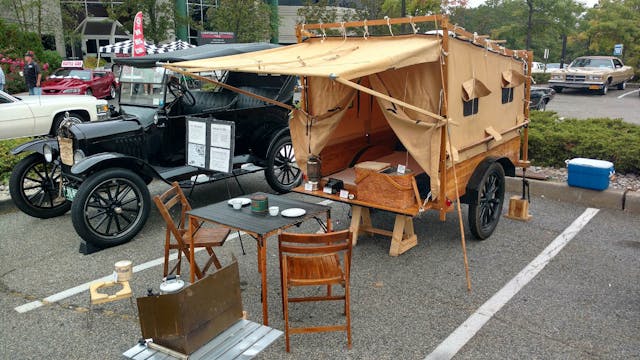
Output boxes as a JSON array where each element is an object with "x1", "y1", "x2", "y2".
[
  {"x1": 278, "y1": 230, "x2": 353, "y2": 352},
  {"x1": 153, "y1": 182, "x2": 230, "y2": 279}
]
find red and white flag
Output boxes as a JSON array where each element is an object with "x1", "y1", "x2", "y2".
[{"x1": 132, "y1": 11, "x2": 146, "y2": 57}]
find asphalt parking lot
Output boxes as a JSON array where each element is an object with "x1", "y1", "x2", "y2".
[
  {"x1": 1, "y1": 173, "x2": 638, "y2": 359},
  {"x1": 546, "y1": 86, "x2": 640, "y2": 125}
]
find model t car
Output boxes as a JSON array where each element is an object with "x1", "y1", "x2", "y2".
[{"x1": 9, "y1": 43, "x2": 301, "y2": 248}]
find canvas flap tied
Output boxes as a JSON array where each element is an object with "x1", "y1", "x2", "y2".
[
  {"x1": 461, "y1": 78, "x2": 491, "y2": 101},
  {"x1": 501, "y1": 69, "x2": 526, "y2": 88}
]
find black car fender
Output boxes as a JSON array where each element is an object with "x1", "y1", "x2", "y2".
[
  {"x1": 71, "y1": 153, "x2": 158, "y2": 184},
  {"x1": 10, "y1": 138, "x2": 59, "y2": 156},
  {"x1": 460, "y1": 156, "x2": 515, "y2": 204},
  {"x1": 264, "y1": 127, "x2": 291, "y2": 158}
]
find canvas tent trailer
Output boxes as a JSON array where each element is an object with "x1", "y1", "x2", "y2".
[{"x1": 165, "y1": 16, "x2": 532, "y2": 255}]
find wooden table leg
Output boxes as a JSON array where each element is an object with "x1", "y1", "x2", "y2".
[
  {"x1": 189, "y1": 215, "x2": 196, "y2": 284},
  {"x1": 350, "y1": 206, "x2": 362, "y2": 245},
  {"x1": 258, "y1": 236, "x2": 269, "y2": 325},
  {"x1": 326, "y1": 209, "x2": 333, "y2": 232}
]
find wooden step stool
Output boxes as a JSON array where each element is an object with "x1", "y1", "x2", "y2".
[{"x1": 87, "y1": 280, "x2": 135, "y2": 327}]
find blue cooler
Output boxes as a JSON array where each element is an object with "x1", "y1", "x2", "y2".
[{"x1": 566, "y1": 158, "x2": 614, "y2": 191}]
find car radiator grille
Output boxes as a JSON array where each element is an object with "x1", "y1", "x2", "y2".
[{"x1": 566, "y1": 75, "x2": 586, "y2": 82}]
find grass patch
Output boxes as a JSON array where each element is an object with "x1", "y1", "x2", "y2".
[
  {"x1": 529, "y1": 111, "x2": 640, "y2": 174},
  {"x1": 0, "y1": 138, "x2": 32, "y2": 185}
]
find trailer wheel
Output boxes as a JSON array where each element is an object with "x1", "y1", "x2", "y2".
[{"x1": 468, "y1": 162, "x2": 505, "y2": 240}]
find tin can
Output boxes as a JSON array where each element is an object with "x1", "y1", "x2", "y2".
[{"x1": 251, "y1": 195, "x2": 269, "y2": 213}]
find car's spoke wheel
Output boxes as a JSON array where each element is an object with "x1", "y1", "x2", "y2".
[
  {"x1": 265, "y1": 136, "x2": 302, "y2": 193},
  {"x1": 71, "y1": 168, "x2": 150, "y2": 248},
  {"x1": 468, "y1": 162, "x2": 505, "y2": 240},
  {"x1": 9, "y1": 153, "x2": 70, "y2": 218}
]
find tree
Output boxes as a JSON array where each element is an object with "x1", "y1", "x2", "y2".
[
  {"x1": 107, "y1": 0, "x2": 175, "y2": 44},
  {"x1": 575, "y1": 0, "x2": 640, "y2": 73},
  {"x1": 206, "y1": 0, "x2": 272, "y2": 43}
]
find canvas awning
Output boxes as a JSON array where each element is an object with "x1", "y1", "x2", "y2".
[
  {"x1": 167, "y1": 35, "x2": 447, "y2": 197},
  {"x1": 168, "y1": 35, "x2": 441, "y2": 80}
]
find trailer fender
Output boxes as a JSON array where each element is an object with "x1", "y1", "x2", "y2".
[{"x1": 460, "y1": 157, "x2": 515, "y2": 204}]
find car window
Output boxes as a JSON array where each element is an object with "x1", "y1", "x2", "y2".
[
  {"x1": 119, "y1": 66, "x2": 171, "y2": 106},
  {"x1": 0, "y1": 94, "x2": 13, "y2": 104},
  {"x1": 570, "y1": 58, "x2": 613, "y2": 68},
  {"x1": 612, "y1": 59, "x2": 623, "y2": 68},
  {"x1": 51, "y1": 69, "x2": 92, "y2": 80}
]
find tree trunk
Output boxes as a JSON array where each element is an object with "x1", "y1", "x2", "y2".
[{"x1": 526, "y1": 0, "x2": 533, "y2": 50}]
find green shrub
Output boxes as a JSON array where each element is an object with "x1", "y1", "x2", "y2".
[
  {"x1": 528, "y1": 111, "x2": 640, "y2": 174},
  {"x1": 0, "y1": 138, "x2": 31, "y2": 184},
  {"x1": 532, "y1": 73, "x2": 550, "y2": 85}
]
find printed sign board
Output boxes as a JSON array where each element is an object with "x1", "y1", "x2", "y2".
[
  {"x1": 186, "y1": 117, "x2": 235, "y2": 173},
  {"x1": 198, "y1": 31, "x2": 236, "y2": 45},
  {"x1": 613, "y1": 44, "x2": 623, "y2": 56}
]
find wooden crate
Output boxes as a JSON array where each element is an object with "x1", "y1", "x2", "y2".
[{"x1": 354, "y1": 166, "x2": 419, "y2": 209}]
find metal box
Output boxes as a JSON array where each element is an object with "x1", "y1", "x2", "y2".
[
  {"x1": 136, "y1": 260, "x2": 243, "y2": 355},
  {"x1": 567, "y1": 158, "x2": 614, "y2": 191}
]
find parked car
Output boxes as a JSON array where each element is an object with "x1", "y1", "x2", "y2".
[
  {"x1": 10, "y1": 43, "x2": 300, "y2": 248},
  {"x1": 529, "y1": 87, "x2": 555, "y2": 111},
  {"x1": 0, "y1": 90, "x2": 109, "y2": 140},
  {"x1": 531, "y1": 61, "x2": 545, "y2": 73},
  {"x1": 42, "y1": 61, "x2": 117, "y2": 99},
  {"x1": 544, "y1": 63, "x2": 560, "y2": 71},
  {"x1": 548, "y1": 56, "x2": 634, "y2": 95}
]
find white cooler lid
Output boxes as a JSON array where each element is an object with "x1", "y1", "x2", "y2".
[{"x1": 567, "y1": 158, "x2": 614, "y2": 169}]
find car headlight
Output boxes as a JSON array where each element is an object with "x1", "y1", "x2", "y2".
[
  {"x1": 96, "y1": 104, "x2": 109, "y2": 114},
  {"x1": 62, "y1": 88, "x2": 81, "y2": 94},
  {"x1": 586, "y1": 74, "x2": 602, "y2": 81},
  {"x1": 550, "y1": 74, "x2": 564, "y2": 80},
  {"x1": 43, "y1": 144, "x2": 53, "y2": 163},
  {"x1": 73, "y1": 149, "x2": 85, "y2": 164}
]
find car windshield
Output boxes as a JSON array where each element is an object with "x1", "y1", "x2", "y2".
[
  {"x1": 570, "y1": 58, "x2": 612, "y2": 69},
  {"x1": 118, "y1": 66, "x2": 174, "y2": 107},
  {"x1": 51, "y1": 69, "x2": 92, "y2": 80}
]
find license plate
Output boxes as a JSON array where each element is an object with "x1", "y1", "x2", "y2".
[
  {"x1": 63, "y1": 186, "x2": 78, "y2": 201},
  {"x1": 589, "y1": 85, "x2": 600, "y2": 90}
]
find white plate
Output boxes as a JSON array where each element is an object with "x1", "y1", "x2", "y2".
[
  {"x1": 281, "y1": 208, "x2": 306, "y2": 217},
  {"x1": 227, "y1": 197, "x2": 251, "y2": 206}
]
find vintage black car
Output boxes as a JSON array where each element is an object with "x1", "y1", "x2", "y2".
[
  {"x1": 10, "y1": 43, "x2": 301, "y2": 248},
  {"x1": 529, "y1": 86, "x2": 555, "y2": 111}
]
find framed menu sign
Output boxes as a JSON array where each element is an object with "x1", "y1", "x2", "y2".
[{"x1": 186, "y1": 117, "x2": 235, "y2": 173}]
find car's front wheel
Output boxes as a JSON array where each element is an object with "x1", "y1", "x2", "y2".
[
  {"x1": 264, "y1": 135, "x2": 302, "y2": 193},
  {"x1": 536, "y1": 99, "x2": 547, "y2": 111},
  {"x1": 108, "y1": 84, "x2": 116, "y2": 99},
  {"x1": 51, "y1": 112, "x2": 85, "y2": 136},
  {"x1": 599, "y1": 82, "x2": 609, "y2": 95},
  {"x1": 9, "y1": 153, "x2": 71, "y2": 218},
  {"x1": 71, "y1": 168, "x2": 150, "y2": 248}
]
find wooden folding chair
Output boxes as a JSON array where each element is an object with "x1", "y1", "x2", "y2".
[
  {"x1": 153, "y1": 182, "x2": 230, "y2": 280},
  {"x1": 278, "y1": 229, "x2": 353, "y2": 352}
]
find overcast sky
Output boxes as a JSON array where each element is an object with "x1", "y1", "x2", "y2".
[{"x1": 466, "y1": 0, "x2": 599, "y2": 8}]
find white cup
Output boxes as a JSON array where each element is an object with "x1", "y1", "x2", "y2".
[
  {"x1": 232, "y1": 200, "x2": 242, "y2": 210},
  {"x1": 269, "y1": 206, "x2": 279, "y2": 216}
]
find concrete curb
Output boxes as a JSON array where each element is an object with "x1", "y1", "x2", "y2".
[{"x1": 506, "y1": 177, "x2": 638, "y2": 213}]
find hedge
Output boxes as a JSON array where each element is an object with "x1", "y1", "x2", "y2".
[
  {"x1": 0, "y1": 138, "x2": 30, "y2": 184},
  {"x1": 528, "y1": 111, "x2": 640, "y2": 174}
]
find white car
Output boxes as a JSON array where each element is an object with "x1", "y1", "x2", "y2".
[{"x1": 0, "y1": 90, "x2": 109, "y2": 140}]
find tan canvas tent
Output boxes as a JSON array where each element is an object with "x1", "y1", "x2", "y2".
[{"x1": 166, "y1": 15, "x2": 533, "y2": 253}]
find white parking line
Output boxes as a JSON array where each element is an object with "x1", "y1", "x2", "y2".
[
  {"x1": 425, "y1": 207, "x2": 600, "y2": 360},
  {"x1": 14, "y1": 198, "x2": 334, "y2": 314},
  {"x1": 617, "y1": 89, "x2": 639, "y2": 99}
]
